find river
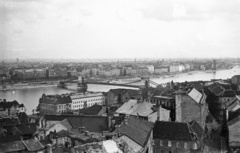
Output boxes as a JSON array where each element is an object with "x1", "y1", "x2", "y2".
[{"x1": 0, "y1": 66, "x2": 239, "y2": 114}]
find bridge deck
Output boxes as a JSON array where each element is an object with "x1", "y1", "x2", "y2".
[{"x1": 84, "y1": 82, "x2": 141, "y2": 88}]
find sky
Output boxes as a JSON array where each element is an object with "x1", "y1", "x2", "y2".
[{"x1": 1, "y1": 0, "x2": 240, "y2": 60}]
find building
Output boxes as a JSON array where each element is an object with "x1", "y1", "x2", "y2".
[
  {"x1": 116, "y1": 99, "x2": 170, "y2": 122},
  {"x1": 153, "y1": 121, "x2": 203, "y2": 153},
  {"x1": 71, "y1": 92, "x2": 105, "y2": 110},
  {"x1": 114, "y1": 116, "x2": 154, "y2": 153},
  {"x1": 154, "y1": 66, "x2": 169, "y2": 74},
  {"x1": 106, "y1": 89, "x2": 139, "y2": 107},
  {"x1": 0, "y1": 99, "x2": 26, "y2": 117},
  {"x1": 147, "y1": 65, "x2": 154, "y2": 74},
  {"x1": 175, "y1": 88, "x2": 208, "y2": 128},
  {"x1": 126, "y1": 68, "x2": 137, "y2": 76},
  {"x1": 151, "y1": 95, "x2": 175, "y2": 121},
  {"x1": 38, "y1": 94, "x2": 72, "y2": 115}
]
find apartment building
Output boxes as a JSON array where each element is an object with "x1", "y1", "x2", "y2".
[{"x1": 71, "y1": 92, "x2": 105, "y2": 110}]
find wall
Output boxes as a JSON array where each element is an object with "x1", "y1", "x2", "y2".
[
  {"x1": 153, "y1": 139, "x2": 197, "y2": 153},
  {"x1": 229, "y1": 121, "x2": 240, "y2": 146}
]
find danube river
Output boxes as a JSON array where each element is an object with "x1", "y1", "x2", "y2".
[{"x1": 0, "y1": 66, "x2": 240, "y2": 114}]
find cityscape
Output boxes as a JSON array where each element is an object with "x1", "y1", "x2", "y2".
[{"x1": 1, "y1": 0, "x2": 240, "y2": 153}]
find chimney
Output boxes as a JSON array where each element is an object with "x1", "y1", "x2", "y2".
[
  {"x1": 175, "y1": 90, "x2": 186, "y2": 122},
  {"x1": 47, "y1": 144, "x2": 53, "y2": 153},
  {"x1": 157, "y1": 103, "x2": 162, "y2": 121}
]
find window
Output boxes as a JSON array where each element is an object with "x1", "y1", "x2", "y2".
[
  {"x1": 193, "y1": 142, "x2": 197, "y2": 150},
  {"x1": 168, "y1": 141, "x2": 172, "y2": 147},
  {"x1": 176, "y1": 142, "x2": 180, "y2": 148},
  {"x1": 160, "y1": 140, "x2": 163, "y2": 146},
  {"x1": 184, "y1": 143, "x2": 188, "y2": 149}
]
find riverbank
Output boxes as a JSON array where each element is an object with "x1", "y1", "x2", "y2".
[{"x1": 0, "y1": 83, "x2": 57, "y2": 91}]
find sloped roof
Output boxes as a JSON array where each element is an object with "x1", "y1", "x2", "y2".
[
  {"x1": 114, "y1": 117, "x2": 154, "y2": 147},
  {"x1": 22, "y1": 139, "x2": 44, "y2": 151},
  {"x1": 130, "y1": 101, "x2": 154, "y2": 117},
  {"x1": 0, "y1": 100, "x2": 19, "y2": 109},
  {"x1": 59, "y1": 119, "x2": 73, "y2": 130},
  {"x1": 189, "y1": 120, "x2": 203, "y2": 141},
  {"x1": 79, "y1": 104, "x2": 103, "y2": 115},
  {"x1": 14, "y1": 123, "x2": 37, "y2": 135},
  {"x1": 116, "y1": 100, "x2": 155, "y2": 117},
  {"x1": 0, "y1": 135, "x2": 21, "y2": 143},
  {"x1": 44, "y1": 115, "x2": 109, "y2": 132},
  {"x1": 0, "y1": 141, "x2": 25, "y2": 152},
  {"x1": 188, "y1": 88, "x2": 203, "y2": 104},
  {"x1": 116, "y1": 99, "x2": 138, "y2": 114},
  {"x1": 153, "y1": 121, "x2": 193, "y2": 141},
  {"x1": 208, "y1": 83, "x2": 225, "y2": 96},
  {"x1": 221, "y1": 90, "x2": 236, "y2": 97}
]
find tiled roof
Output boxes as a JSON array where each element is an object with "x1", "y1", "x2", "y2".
[
  {"x1": 15, "y1": 123, "x2": 37, "y2": 135},
  {"x1": 44, "y1": 115, "x2": 109, "y2": 133},
  {"x1": 0, "y1": 135, "x2": 21, "y2": 143},
  {"x1": 0, "y1": 141, "x2": 26, "y2": 152},
  {"x1": 114, "y1": 116, "x2": 154, "y2": 147},
  {"x1": 153, "y1": 121, "x2": 193, "y2": 141},
  {"x1": 221, "y1": 90, "x2": 236, "y2": 97},
  {"x1": 208, "y1": 83, "x2": 225, "y2": 96},
  {"x1": 79, "y1": 104, "x2": 103, "y2": 115},
  {"x1": 22, "y1": 139, "x2": 44, "y2": 151},
  {"x1": 189, "y1": 120, "x2": 203, "y2": 141}
]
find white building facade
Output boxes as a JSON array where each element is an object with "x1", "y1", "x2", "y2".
[{"x1": 71, "y1": 92, "x2": 105, "y2": 110}]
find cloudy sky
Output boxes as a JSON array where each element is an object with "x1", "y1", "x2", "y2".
[{"x1": 1, "y1": 0, "x2": 240, "y2": 59}]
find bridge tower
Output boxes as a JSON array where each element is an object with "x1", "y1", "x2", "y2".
[
  {"x1": 212, "y1": 59, "x2": 217, "y2": 70},
  {"x1": 77, "y1": 76, "x2": 88, "y2": 93}
]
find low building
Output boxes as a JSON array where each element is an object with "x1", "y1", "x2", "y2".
[
  {"x1": 0, "y1": 99, "x2": 26, "y2": 117},
  {"x1": 71, "y1": 92, "x2": 105, "y2": 110},
  {"x1": 114, "y1": 116, "x2": 154, "y2": 153},
  {"x1": 116, "y1": 99, "x2": 170, "y2": 122},
  {"x1": 153, "y1": 121, "x2": 203, "y2": 153}
]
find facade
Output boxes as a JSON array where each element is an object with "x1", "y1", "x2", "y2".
[
  {"x1": 71, "y1": 92, "x2": 105, "y2": 110},
  {"x1": 169, "y1": 65, "x2": 180, "y2": 73},
  {"x1": 35, "y1": 69, "x2": 47, "y2": 79},
  {"x1": 153, "y1": 121, "x2": 202, "y2": 153},
  {"x1": 38, "y1": 94, "x2": 72, "y2": 115},
  {"x1": 154, "y1": 66, "x2": 169, "y2": 74},
  {"x1": 151, "y1": 96, "x2": 175, "y2": 121},
  {"x1": 228, "y1": 115, "x2": 240, "y2": 151},
  {"x1": 175, "y1": 88, "x2": 208, "y2": 128},
  {"x1": 106, "y1": 89, "x2": 139, "y2": 107},
  {"x1": 0, "y1": 100, "x2": 26, "y2": 117},
  {"x1": 147, "y1": 65, "x2": 154, "y2": 74},
  {"x1": 126, "y1": 68, "x2": 137, "y2": 76}
]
